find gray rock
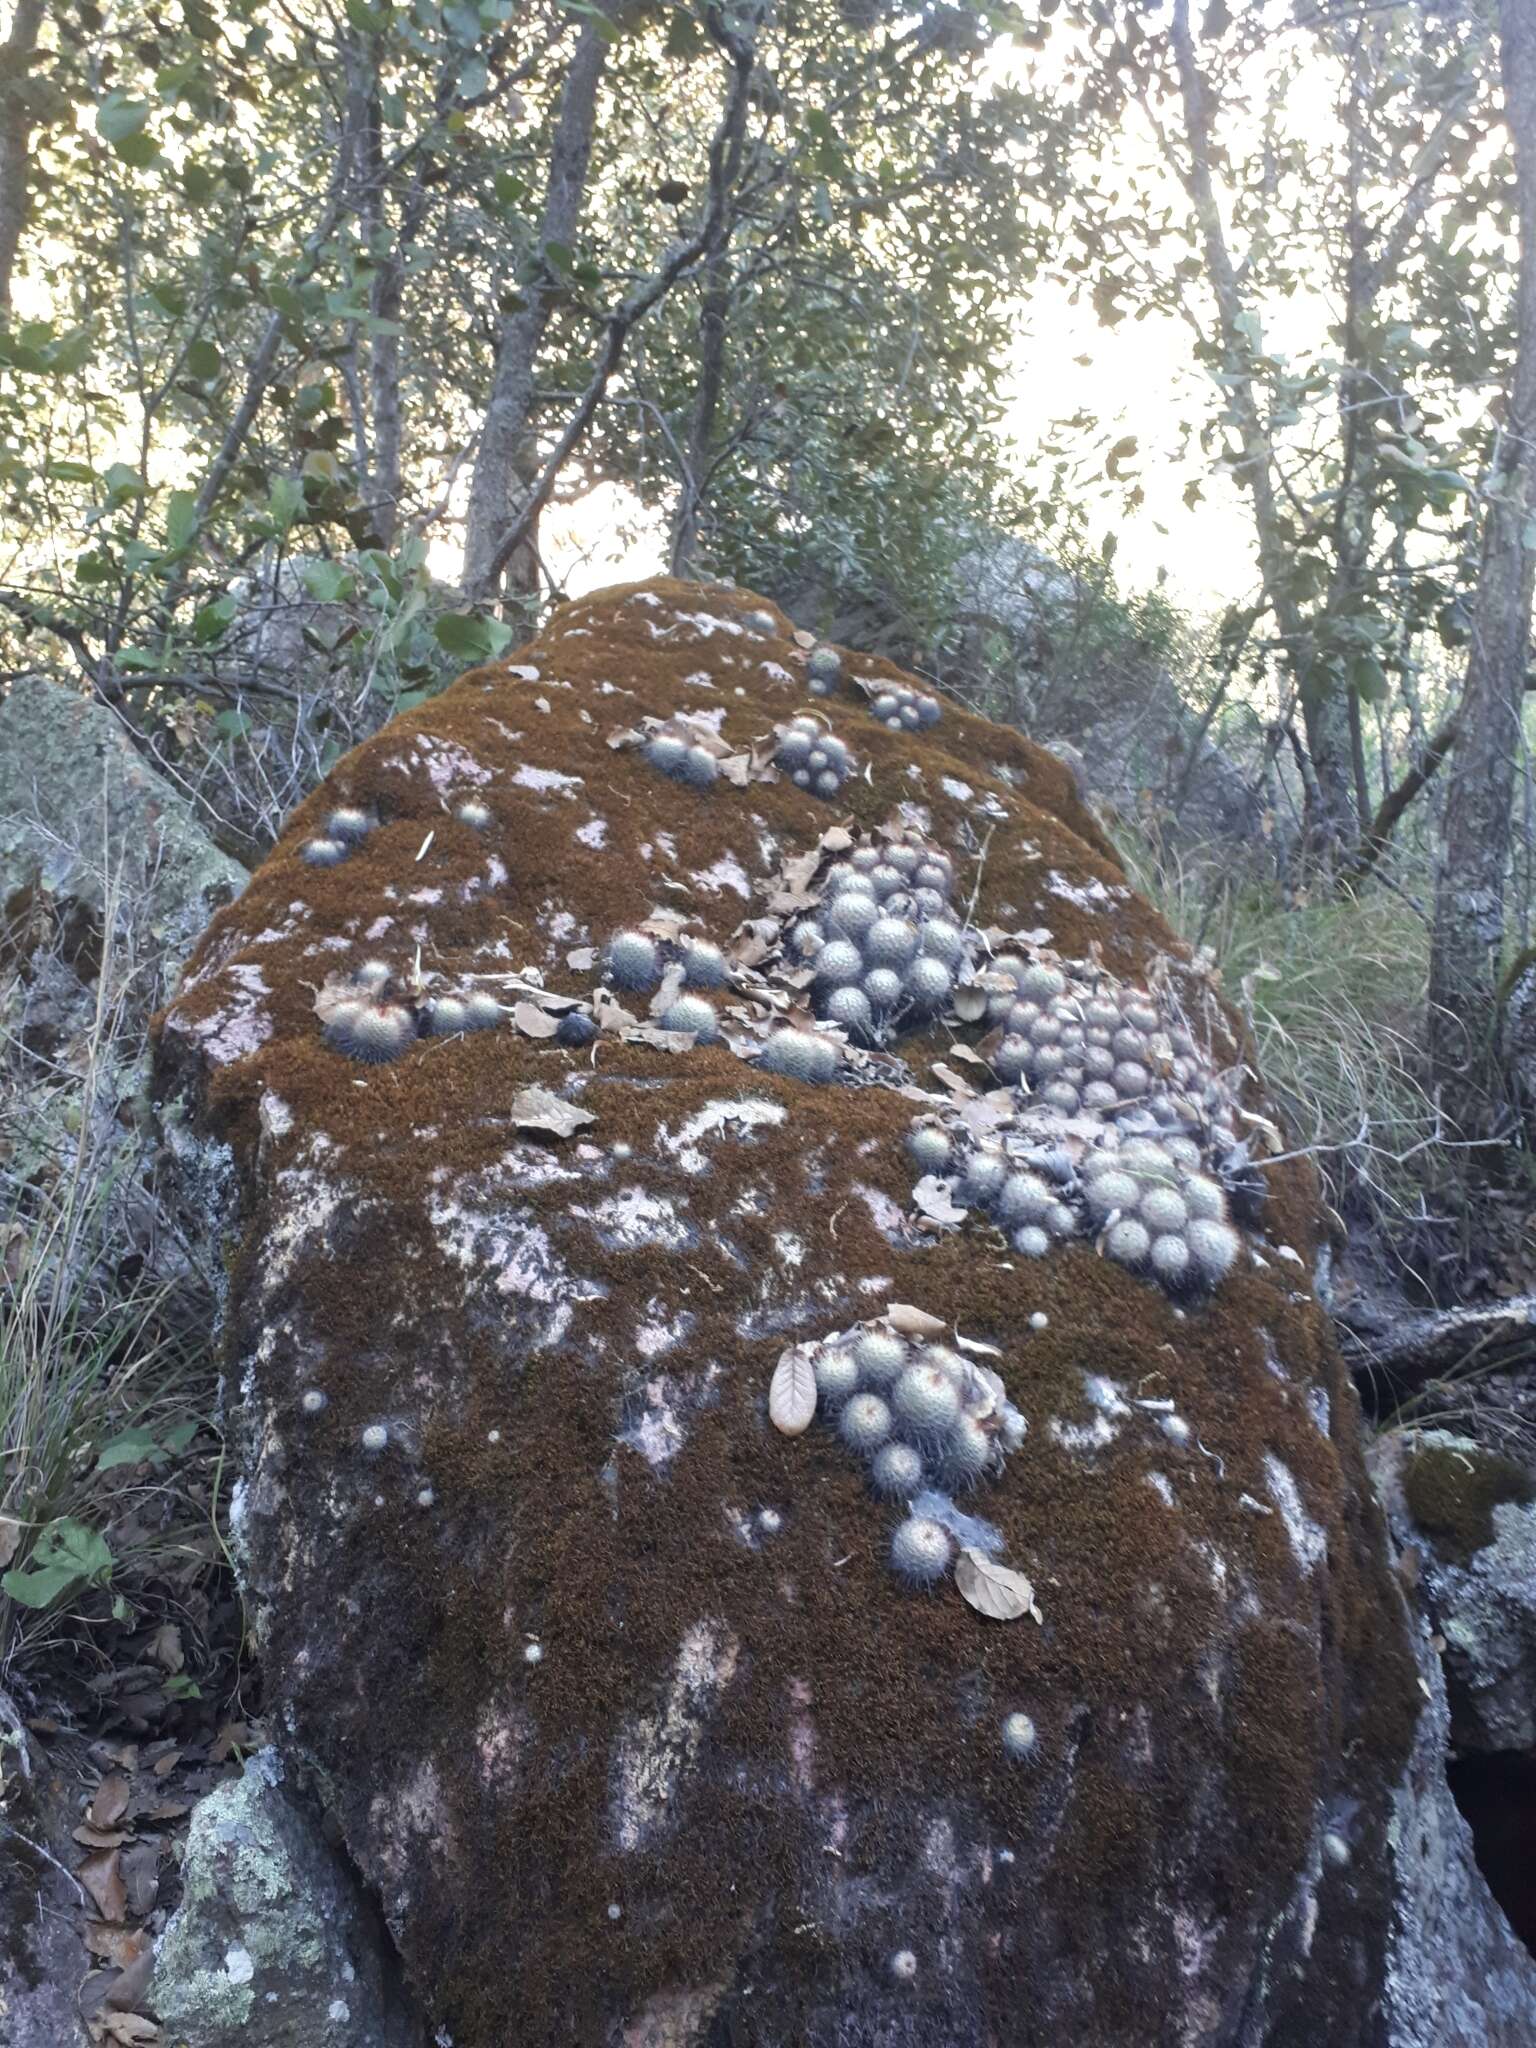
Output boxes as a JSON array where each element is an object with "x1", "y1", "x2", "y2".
[
  {"x1": 0, "y1": 673, "x2": 247, "y2": 977},
  {"x1": 153, "y1": 579, "x2": 1501, "y2": 2045},
  {"x1": 1379, "y1": 1573, "x2": 1536, "y2": 2044},
  {"x1": 1370, "y1": 1430, "x2": 1536, "y2": 1753},
  {"x1": 152, "y1": 1749, "x2": 422, "y2": 2048},
  {"x1": 0, "y1": 1733, "x2": 88, "y2": 2048}
]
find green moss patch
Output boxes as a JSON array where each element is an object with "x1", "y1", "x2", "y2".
[{"x1": 1402, "y1": 1440, "x2": 1535, "y2": 1563}]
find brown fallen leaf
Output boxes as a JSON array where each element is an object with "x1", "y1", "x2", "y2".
[
  {"x1": 77, "y1": 1847, "x2": 126, "y2": 1922},
  {"x1": 147, "y1": 1625, "x2": 184, "y2": 1675},
  {"x1": 911, "y1": 1176, "x2": 966, "y2": 1227},
  {"x1": 509, "y1": 1086, "x2": 596, "y2": 1139},
  {"x1": 83, "y1": 1921, "x2": 150, "y2": 1968},
  {"x1": 769, "y1": 1346, "x2": 818, "y2": 1436},
  {"x1": 885, "y1": 1303, "x2": 946, "y2": 1338},
  {"x1": 74, "y1": 1824, "x2": 129, "y2": 1850},
  {"x1": 99, "y1": 2012, "x2": 159, "y2": 2045},
  {"x1": 118, "y1": 1839, "x2": 162, "y2": 1918},
  {"x1": 792, "y1": 628, "x2": 815, "y2": 648},
  {"x1": 513, "y1": 1002, "x2": 560, "y2": 1039},
  {"x1": 956, "y1": 1547, "x2": 1042, "y2": 1623}
]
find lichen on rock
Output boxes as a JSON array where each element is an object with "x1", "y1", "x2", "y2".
[{"x1": 156, "y1": 578, "x2": 1450, "y2": 2044}]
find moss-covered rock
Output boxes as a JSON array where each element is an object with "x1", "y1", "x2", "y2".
[
  {"x1": 1401, "y1": 1439, "x2": 1534, "y2": 1565},
  {"x1": 151, "y1": 1748, "x2": 422, "y2": 2047},
  {"x1": 153, "y1": 580, "x2": 1458, "y2": 2044}
]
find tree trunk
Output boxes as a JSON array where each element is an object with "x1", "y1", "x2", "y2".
[
  {"x1": 1427, "y1": 0, "x2": 1536, "y2": 1124},
  {"x1": 670, "y1": 251, "x2": 732, "y2": 575},
  {"x1": 0, "y1": 0, "x2": 46, "y2": 318},
  {"x1": 461, "y1": 17, "x2": 611, "y2": 602}
]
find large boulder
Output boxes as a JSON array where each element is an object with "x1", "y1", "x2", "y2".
[{"x1": 153, "y1": 579, "x2": 1522, "y2": 2044}]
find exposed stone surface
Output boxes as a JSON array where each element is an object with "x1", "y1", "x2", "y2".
[
  {"x1": 154, "y1": 578, "x2": 1505, "y2": 2043},
  {"x1": 1371, "y1": 1429, "x2": 1536, "y2": 1755},
  {"x1": 0, "y1": 1743, "x2": 88, "y2": 2048},
  {"x1": 0, "y1": 674, "x2": 246, "y2": 976},
  {"x1": 151, "y1": 1748, "x2": 422, "y2": 2048}
]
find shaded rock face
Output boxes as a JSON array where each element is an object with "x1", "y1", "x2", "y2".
[
  {"x1": 152, "y1": 1749, "x2": 422, "y2": 2048},
  {"x1": 157, "y1": 579, "x2": 1427, "y2": 2045},
  {"x1": 1372, "y1": 1431, "x2": 1536, "y2": 1755}
]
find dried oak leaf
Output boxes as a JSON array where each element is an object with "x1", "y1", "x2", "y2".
[
  {"x1": 77, "y1": 1847, "x2": 126, "y2": 1922},
  {"x1": 956, "y1": 1548, "x2": 1042, "y2": 1623},
  {"x1": 513, "y1": 1002, "x2": 560, "y2": 1039},
  {"x1": 885, "y1": 1303, "x2": 946, "y2": 1338},
  {"x1": 509, "y1": 1087, "x2": 596, "y2": 1138},
  {"x1": 769, "y1": 1345, "x2": 818, "y2": 1436},
  {"x1": 911, "y1": 1176, "x2": 966, "y2": 1227}
]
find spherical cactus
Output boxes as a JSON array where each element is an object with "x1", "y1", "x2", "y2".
[
  {"x1": 815, "y1": 939, "x2": 866, "y2": 987},
  {"x1": 919, "y1": 919, "x2": 965, "y2": 966},
  {"x1": 821, "y1": 986, "x2": 873, "y2": 1041},
  {"x1": 824, "y1": 862, "x2": 872, "y2": 898},
  {"x1": 892, "y1": 1364, "x2": 961, "y2": 1441},
  {"x1": 328, "y1": 805, "x2": 372, "y2": 842},
  {"x1": 646, "y1": 733, "x2": 688, "y2": 777},
  {"x1": 905, "y1": 956, "x2": 953, "y2": 1014},
  {"x1": 814, "y1": 1348, "x2": 860, "y2": 1406},
  {"x1": 1125, "y1": 999, "x2": 1160, "y2": 1034},
  {"x1": 827, "y1": 891, "x2": 879, "y2": 941},
  {"x1": 1042, "y1": 1082, "x2": 1081, "y2": 1114},
  {"x1": 853, "y1": 1329, "x2": 907, "y2": 1386},
  {"x1": 325, "y1": 1000, "x2": 414, "y2": 1063},
  {"x1": 455, "y1": 798, "x2": 492, "y2": 830},
  {"x1": 682, "y1": 939, "x2": 729, "y2": 988},
  {"x1": 1001, "y1": 1712, "x2": 1038, "y2": 1759},
  {"x1": 840, "y1": 1391, "x2": 893, "y2": 1456},
  {"x1": 744, "y1": 607, "x2": 777, "y2": 635},
  {"x1": 866, "y1": 916, "x2": 919, "y2": 969},
  {"x1": 1113, "y1": 1061, "x2": 1151, "y2": 1097},
  {"x1": 1081, "y1": 1080, "x2": 1119, "y2": 1112},
  {"x1": 353, "y1": 959, "x2": 392, "y2": 991},
  {"x1": 425, "y1": 995, "x2": 469, "y2": 1036},
  {"x1": 557, "y1": 1008, "x2": 597, "y2": 1048},
  {"x1": 1140, "y1": 1186, "x2": 1189, "y2": 1234},
  {"x1": 1084, "y1": 1170, "x2": 1139, "y2": 1221},
  {"x1": 1187, "y1": 1217, "x2": 1240, "y2": 1285},
  {"x1": 862, "y1": 967, "x2": 904, "y2": 1011},
  {"x1": 942, "y1": 1414, "x2": 993, "y2": 1488},
  {"x1": 463, "y1": 991, "x2": 504, "y2": 1030},
  {"x1": 659, "y1": 995, "x2": 720, "y2": 1042},
  {"x1": 807, "y1": 645, "x2": 842, "y2": 689},
  {"x1": 1112, "y1": 1027, "x2": 1146, "y2": 1062},
  {"x1": 1182, "y1": 1175, "x2": 1227, "y2": 1221},
  {"x1": 791, "y1": 920, "x2": 825, "y2": 959},
  {"x1": 960, "y1": 1149, "x2": 1008, "y2": 1205},
  {"x1": 890, "y1": 1515, "x2": 954, "y2": 1585},
  {"x1": 1018, "y1": 964, "x2": 1066, "y2": 1003},
  {"x1": 1013, "y1": 1224, "x2": 1050, "y2": 1258},
  {"x1": 682, "y1": 744, "x2": 718, "y2": 788},
  {"x1": 993, "y1": 1036, "x2": 1031, "y2": 1085},
  {"x1": 361, "y1": 1423, "x2": 389, "y2": 1453},
  {"x1": 907, "y1": 1124, "x2": 952, "y2": 1175},
  {"x1": 608, "y1": 930, "x2": 661, "y2": 990},
  {"x1": 302, "y1": 836, "x2": 347, "y2": 866},
  {"x1": 1105, "y1": 1217, "x2": 1151, "y2": 1267},
  {"x1": 300, "y1": 1388, "x2": 328, "y2": 1416},
  {"x1": 873, "y1": 692, "x2": 901, "y2": 725},
  {"x1": 777, "y1": 727, "x2": 814, "y2": 770},
  {"x1": 870, "y1": 1441, "x2": 926, "y2": 1500},
  {"x1": 1044, "y1": 1200, "x2": 1076, "y2": 1237},
  {"x1": 761, "y1": 1028, "x2": 835, "y2": 1082},
  {"x1": 997, "y1": 1172, "x2": 1051, "y2": 1226},
  {"x1": 1150, "y1": 1233, "x2": 1192, "y2": 1289}
]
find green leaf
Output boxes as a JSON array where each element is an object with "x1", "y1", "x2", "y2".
[
  {"x1": 193, "y1": 594, "x2": 238, "y2": 644},
  {"x1": 300, "y1": 560, "x2": 352, "y2": 603},
  {"x1": 434, "y1": 611, "x2": 512, "y2": 661},
  {"x1": 165, "y1": 489, "x2": 197, "y2": 554},
  {"x1": 96, "y1": 89, "x2": 151, "y2": 146},
  {"x1": 3, "y1": 1518, "x2": 113, "y2": 1609},
  {"x1": 268, "y1": 474, "x2": 302, "y2": 531},
  {"x1": 96, "y1": 1426, "x2": 168, "y2": 1472},
  {"x1": 185, "y1": 337, "x2": 222, "y2": 380}
]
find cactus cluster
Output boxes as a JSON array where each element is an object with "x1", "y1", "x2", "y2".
[
  {"x1": 775, "y1": 716, "x2": 855, "y2": 801},
  {"x1": 980, "y1": 960, "x2": 1230, "y2": 1129},
  {"x1": 644, "y1": 722, "x2": 722, "y2": 791},
  {"x1": 322, "y1": 958, "x2": 506, "y2": 1063},
  {"x1": 605, "y1": 927, "x2": 738, "y2": 997},
  {"x1": 791, "y1": 833, "x2": 973, "y2": 1046},
  {"x1": 908, "y1": 1115, "x2": 1243, "y2": 1294},
  {"x1": 806, "y1": 645, "x2": 842, "y2": 695},
  {"x1": 805, "y1": 1321, "x2": 1027, "y2": 1587},
  {"x1": 868, "y1": 682, "x2": 942, "y2": 733},
  {"x1": 301, "y1": 804, "x2": 375, "y2": 867}
]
